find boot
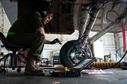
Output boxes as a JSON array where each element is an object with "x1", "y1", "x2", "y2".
[{"x1": 24, "y1": 59, "x2": 44, "y2": 76}]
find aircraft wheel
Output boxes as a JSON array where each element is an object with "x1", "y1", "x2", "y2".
[{"x1": 60, "y1": 40, "x2": 93, "y2": 69}]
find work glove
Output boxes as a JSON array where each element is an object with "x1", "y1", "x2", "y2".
[{"x1": 50, "y1": 38, "x2": 62, "y2": 44}]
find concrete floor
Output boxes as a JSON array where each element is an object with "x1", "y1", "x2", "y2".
[{"x1": 0, "y1": 68, "x2": 127, "y2": 84}]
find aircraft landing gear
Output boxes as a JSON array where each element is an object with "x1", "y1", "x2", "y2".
[{"x1": 59, "y1": 0, "x2": 107, "y2": 70}]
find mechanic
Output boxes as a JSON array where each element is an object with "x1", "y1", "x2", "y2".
[{"x1": 6, "y1": 0, "x2": 60, "y2": 76}]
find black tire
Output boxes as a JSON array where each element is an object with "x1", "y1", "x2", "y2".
[{"x1": 60, "y1": 40, "x2": 93, "y2": 69}]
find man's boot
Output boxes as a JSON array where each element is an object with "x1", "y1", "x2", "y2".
[{"x1": 24, "y1": 59, "x2": 44, "y2": 76}]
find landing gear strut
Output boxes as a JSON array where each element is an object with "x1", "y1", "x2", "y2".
[{"x1": 60, "y1": 0, "x2": 108, "y2": 69}]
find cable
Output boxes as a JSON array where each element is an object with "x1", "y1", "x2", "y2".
[{"x1": 113, "y1": 49, "x2": 127, "y2": 68}]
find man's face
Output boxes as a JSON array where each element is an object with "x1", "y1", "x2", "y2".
[{"x1": 43, "y1": 13, "x2": 53, "y2": 25}]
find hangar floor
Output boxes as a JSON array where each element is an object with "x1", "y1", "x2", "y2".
[{"x1": 0, "y1": 68, "x2": 127, "y2": 84}]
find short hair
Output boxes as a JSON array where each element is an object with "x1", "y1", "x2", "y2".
[
  {"x1": 41, "y1": 10, "x2": 54, "y2": 17},
  {"x1": 30, "y1": 0, "x2": 54, "y2": 17}
]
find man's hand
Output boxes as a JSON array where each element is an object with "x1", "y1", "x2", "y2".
[{"x1": 50, "y1": 38, "x2": 62, "y2": 44}]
